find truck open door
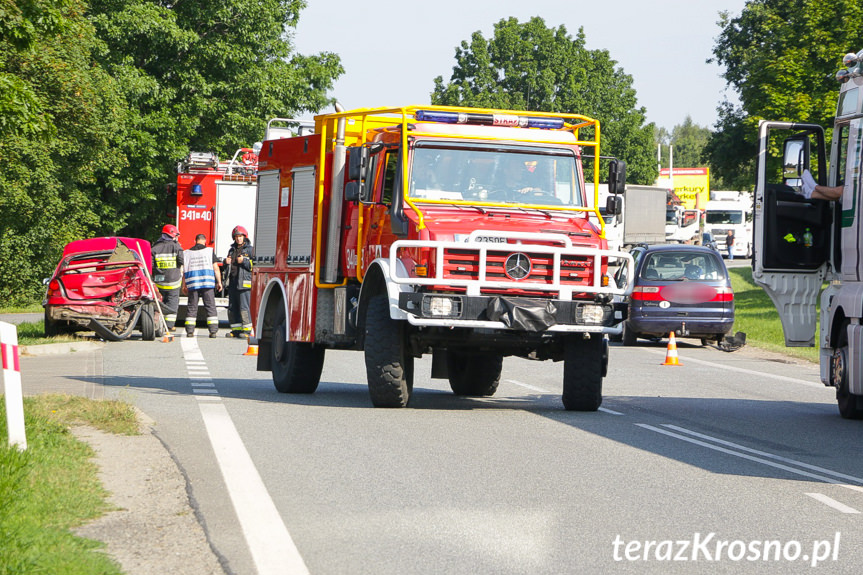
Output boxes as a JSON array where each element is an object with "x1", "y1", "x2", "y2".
[{"x1": 752, "y1": 121, "x2": 831, "y2": 346}]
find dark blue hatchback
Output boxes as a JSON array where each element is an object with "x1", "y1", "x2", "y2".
[{"x1": 615, "y1": 244, "x2": 735, "y2": 346}]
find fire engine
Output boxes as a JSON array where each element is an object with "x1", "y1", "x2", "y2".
[
  {"x1": 172, "y1": 147, "x2": 260, "y2": 314},
  {"x1": 754, "y1": 48, "x2": 863, "y2": 419},
  {"x1": 250, "y1": 105, "x2": 634, "y2": 410}
]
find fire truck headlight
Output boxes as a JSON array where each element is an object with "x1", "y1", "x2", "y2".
[
  {"x1": 579, "y1": 304, "x2": 606, "y2": 325},
  {"x1": 422, "y1": 295, "x2": 462, "y2": 318}
]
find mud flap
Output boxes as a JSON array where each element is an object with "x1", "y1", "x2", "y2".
[{"x1": 486, "y1": 297, "x2": 557, "y2": 332}]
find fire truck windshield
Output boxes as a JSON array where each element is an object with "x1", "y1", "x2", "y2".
[{"x1": 409, "y1": 145, "x2": 583, "y2": 208}]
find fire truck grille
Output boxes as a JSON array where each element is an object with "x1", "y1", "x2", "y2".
[{"x1": 442, "y1": 248, "x2": 593, "y2": 285}]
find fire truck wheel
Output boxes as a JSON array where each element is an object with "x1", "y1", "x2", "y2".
[
  {"x1": 621, "y1": 322, "x2": 638, "y2": 346},
  {"x1": 446, "y1": 351, "x2": 502, "y2": 396},
  {"x1": 139, "y1": 304, "x2": 156, "y2": 341},
  {"x1": 562, "y1": 334, "x2": 603, "y2": 411},
  {"x1": 271, "y1": 310, "x2": 324, "y2": 394},
  {"x1": 833, "y1": 323, "x2": 863, "y2": 419},
  {"x1": 364, "y1": 295, "x2": 413, "y2": 408}
]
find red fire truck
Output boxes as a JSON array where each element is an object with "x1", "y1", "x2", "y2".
[
  {"x1": 172, "y1": 147, "x2": 259, "y2": 315},
  {"x1": 250, "y1": 105, "x2": 634, "y2": 409}
]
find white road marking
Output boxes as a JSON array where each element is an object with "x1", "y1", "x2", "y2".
[
  {"x1": 640, "y1": 348, "x2": 823, "y2": 388},
  {"x1": 504, "y1": 379, "x2": 624, "y2": 414},
  {"x1": 663, "y1": 424, "x2": 863, "y2": 485},
  {"x1": 181, "y1": 337, "x2": 309, "y2": 574},
  {"x1": 805, "y1": 493, "x2": 861, "y2": 514},
  {"x1": 637, "y1": 424, "x2": 863, "y2": 493},
  {"x1": 505, "y1": 379, "x2": 551, "y2": 393}
]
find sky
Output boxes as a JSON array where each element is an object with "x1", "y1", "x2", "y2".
[{"x1": 292, "y1": 0, "x2": 749, "y2": 131}]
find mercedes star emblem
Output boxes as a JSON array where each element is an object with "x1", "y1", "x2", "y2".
[{"x1": 504, "y1": 252, "x2": 532, "y2": 280}]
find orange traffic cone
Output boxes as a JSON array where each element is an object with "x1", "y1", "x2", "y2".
[
  {"x1": 243, "y1": 327, "x2": 258, "y2": 356},
  {"x1": 662, "y1": 332, "x2": 682, "y2": 366}
]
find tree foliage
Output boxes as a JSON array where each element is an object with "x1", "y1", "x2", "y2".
[
  {"x1": 0, "y1": 0, "x2": 342, "y2": 306},
  {"x1": 706, "y1": 0, "x2": 863, "y2": 189},
  {"x1": 431, "y1": 17, "x2": 657, "y2": 184}
]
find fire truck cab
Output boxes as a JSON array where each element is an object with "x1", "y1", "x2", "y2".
[{"x1": 251, "y1": 105, "x2": 634, "y2": 409}]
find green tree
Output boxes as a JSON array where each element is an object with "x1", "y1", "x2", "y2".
[
  {"x1": 88, "y1": 0, "x2": 344, "y2": 238},
  {"x1": 706, "y1": 0, "x2": 863, "y2": 188},
  {"x1": 0, "y1": 0, "x2": 129, "y2": 306},
  {"x1": 432, "y1": 16, "x2": 657, "y2": 184},
  {"x1": 0, "y1": 0, "x2": 342, "y2": 307}
]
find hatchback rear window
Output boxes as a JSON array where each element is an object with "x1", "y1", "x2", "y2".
[{"x1": 641, "y1": 252, "x2": 726, "y2": 281}]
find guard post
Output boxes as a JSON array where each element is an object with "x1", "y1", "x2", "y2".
[{"x1": 1, "y1": 321, "x2": 27, "y2": 450}]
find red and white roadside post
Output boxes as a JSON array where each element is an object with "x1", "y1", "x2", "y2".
[{"x1": 1, "y1": 321, "x2": 27, "y2": 450}]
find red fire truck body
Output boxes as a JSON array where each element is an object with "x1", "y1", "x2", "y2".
[
  {"x1": 250, "y1": 105, "x2": 633, "y2": 409},
  {"x1": 174, "y1": 149, "x2": 258, "y2": 311}
]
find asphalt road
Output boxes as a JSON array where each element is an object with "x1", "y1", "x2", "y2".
[{"x1": 65, "y1": 331, "x2": 861, "y2": 575}]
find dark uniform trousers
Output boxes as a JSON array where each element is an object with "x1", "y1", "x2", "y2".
[{"x1": 186, "y1": 288, "x2": 218, "y2": 336}]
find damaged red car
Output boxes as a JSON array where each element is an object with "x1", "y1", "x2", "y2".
[{"x1": 43, "y1": 237, "x2": 164, "y2": 341}]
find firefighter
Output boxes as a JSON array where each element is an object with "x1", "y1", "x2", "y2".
[
  {"x1": 182, "y1": 234, "x2": 222, "y2": 338},
  {"x1": 224, "y1": 225, "x2": 254, "y2": 338},
  {"x1": 151, "y1": 224, "x2": 184, "y2": 331}
]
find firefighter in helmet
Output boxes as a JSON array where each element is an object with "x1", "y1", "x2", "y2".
[
  {"x1": 224, "y1": 225, "x2": 254, "y2": 338},
  {"x1": 151, "y1": 224, "x2": 184, "y2": 331}
]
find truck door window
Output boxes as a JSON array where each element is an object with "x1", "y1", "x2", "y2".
[{"x1": 381, "y1": 150, "x2": 398, "y2": 205}]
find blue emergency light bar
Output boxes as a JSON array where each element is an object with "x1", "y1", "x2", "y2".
[{"x1": 415, "y1": 110, "x2": 565, "y2": 130}]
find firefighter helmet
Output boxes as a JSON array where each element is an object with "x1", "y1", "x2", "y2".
[
  {"x1": 162, "y1": 224, "x2": 180, "y2": 239},
  {"x1": 232, "y1": 225, "x2": 249, "y2": 239}
]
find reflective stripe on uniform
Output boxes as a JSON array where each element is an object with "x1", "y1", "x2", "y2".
[
  {"x1": 207, "y1": 316, "x2": 219, "y2": 326},
  {"x1": 154, "y1": 279, "x2": 183, "y2": 289},
  {"x1": 154, "y1": 254, "x2": 178, "y2": 269}
]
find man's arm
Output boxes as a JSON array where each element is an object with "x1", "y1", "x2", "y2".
[{"x1": 213, "y1": 262, "x2": 223, "y2": 291}]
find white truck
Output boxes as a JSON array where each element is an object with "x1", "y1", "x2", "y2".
[
  {"x1": 665, "y1": 203, "x2": 701, "y2": 243},
  {"x1": 753, "y1": 48, "x2": 863, "y2": 418},
  {"x1": 704, "y1": 192, "x2": 753, "y2": 258},
  {"x1": 588, "y1": 184, "x2": 666, "y2": 251}
]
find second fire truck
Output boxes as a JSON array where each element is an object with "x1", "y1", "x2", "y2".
[
  {"x1": 172, "y1": 147, "x2": 259, "y2": 315},
  {"x1": 250, "y1": 105, "x2": 634, "y2": 409}
]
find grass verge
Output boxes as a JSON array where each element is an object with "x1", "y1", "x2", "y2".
[
  {"x1": 0, "y1": 394, "x2": 140, "y2": 574},
  {"x1": 15, "y1": 319, "x2": 82, "y2": 347}
]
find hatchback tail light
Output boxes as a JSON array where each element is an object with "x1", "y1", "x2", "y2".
[
  {"x1": 46, "y1": 279, "x2": 62, "y2": 297},
  {"x1": 712, "y1": 287, "x2": 734, "y2": 302},
  {"x1": 631, "y1": 286, "x2": 662, "y2": 301}
]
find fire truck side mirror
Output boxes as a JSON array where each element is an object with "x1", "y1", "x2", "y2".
[
  {"x1": 608, "y1": 159, "x2": 626, "y2": 195},
  {"x1": 345, "y1": 181, "x2": 360, "y2": 202},
  {"x1": 347, "y1": 146, "x2": 365, "y2": 181},
  {"x1": 165, "y1": 183, "x2": 177, "y2": 218},
  {"x1": 605, "y1": 195, "x2": 622, "y2": 216}
]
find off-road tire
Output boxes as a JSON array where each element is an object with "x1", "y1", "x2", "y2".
[
  {"x1": 622, "y1": 322, "x2": 638, "y2": 346},
  {"x1": 271, "y1": 308, "x2": 325, "y2": 393},
  {"x1": 447, "y1": 351, "x2": 503, "y2": 396},
  {"x1": 562, "y1": 334, "x2": 603, "y2": 411},
  {"x1": 364, "y1": 295, "x2": 413, "y2": 407},
  {"x1": 139, "y1": 304, "x2": 156, "y2": 341}
]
